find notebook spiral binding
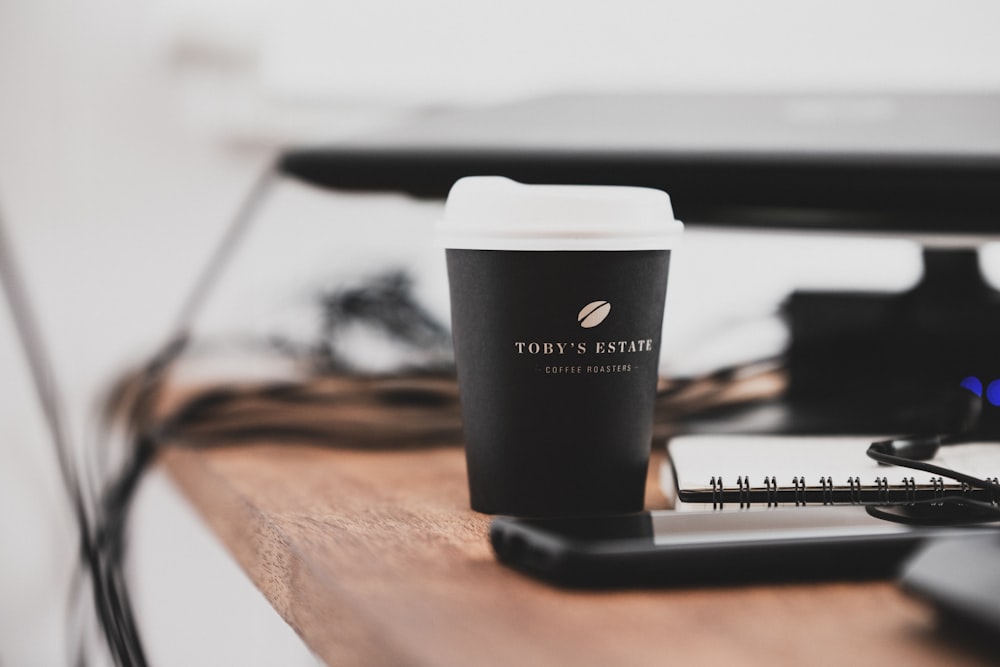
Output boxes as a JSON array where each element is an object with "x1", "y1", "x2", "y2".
[
  {"x1": 695, "y1": 474, "x2": 996, "y2": 509},
  {"x1": 848, "y1": 476, "x2": 861, "y2": 504},
  {"x1": 931, "y1": 476, "x2": 945, "y2": 505},
  {"x1": 737, "y1": 476, "x2": 749, "y2": 508},
  {"x1": 820, "y1": 477, "x2": 833, "y2": 505},
  {"x1": 670, "y1": 436, "x2": 1000, "y2": 510}
]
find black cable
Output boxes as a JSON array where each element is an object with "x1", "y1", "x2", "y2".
[
  {"x1": 864, "y1": 390, "x2": 1000, "y2": 525},
  {"x1": 86, "y1": 161, "x2": 277, "y2": 666},
  {"x1": 0, "y1": 200, "x2": 105, "y2": 664},
  {"x1": 0, "y1": 160, "x2": 277, "y2": 666},
  {"x1": 169, "y1": 166, "x2": 277, "y2": 338}
]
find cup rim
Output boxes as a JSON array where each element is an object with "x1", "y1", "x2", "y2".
[{"x1": 436, "y1": 176, "x2": 684, "y2": 251}]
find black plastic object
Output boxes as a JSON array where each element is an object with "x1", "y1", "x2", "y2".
[
  {"x1": 782, "y1": 247, "x2": 1000, "y2": 434},
  {"x1": 902, "y1": 534, "x2": 1000, "y2": 639},
  {"x1": 491, "y1": 507, "x2": 996, "y2": 588},
  {"x1": 279, "y1": 147, "x2": 1000, "y2": 233},
  {"x1": 278, "y1": 93, "x2": 1000, "y2": 233}
]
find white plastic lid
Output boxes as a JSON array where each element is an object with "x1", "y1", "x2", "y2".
[{"x1": 437, "y1": 176, "x2": 683, "y2": 251}]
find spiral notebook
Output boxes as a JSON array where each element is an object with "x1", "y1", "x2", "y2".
[{"x1": 661, "y1": 435, "x2": 1000, "y2": 510}]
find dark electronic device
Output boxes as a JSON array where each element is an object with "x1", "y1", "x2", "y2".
[
  {"x1": 902, "y1": 534, "x2": 1000, "y2": 639},
  {"x1": 279, "y1": 92, "x2": 1000, "y2": 232},
  {"x1": 490, "y1": 506, "x2": 996, "y2": 587},
  {"x1": 276, "y1": 92, "x2": 1000, "y2": 435}
]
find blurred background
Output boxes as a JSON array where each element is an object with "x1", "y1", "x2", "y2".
[{"x1": 2, "y1": 0, "x2": 1000, "y2": 664}]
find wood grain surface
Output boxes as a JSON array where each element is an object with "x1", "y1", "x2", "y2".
[{"x1": 162, "y1": 443, "x2": 995, "y2": 667}]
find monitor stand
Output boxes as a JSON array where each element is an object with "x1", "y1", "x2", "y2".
[
  {"x1": 779, "y1": 246, "x2": 1000, "y2": 434},
  {"x1": 684, "y1": 247, "x2": 1000, "y2": 435}
]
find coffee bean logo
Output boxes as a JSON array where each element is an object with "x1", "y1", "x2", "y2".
[{"x1": 578, "y1": 300, "x2": 611, "y2": 329}]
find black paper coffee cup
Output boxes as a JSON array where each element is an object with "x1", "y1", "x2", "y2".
[{"x1": 438, "y1": 177, "x2": 683, "y2": 516}]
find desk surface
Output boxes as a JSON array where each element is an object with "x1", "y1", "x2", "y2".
[{"x1": 163, "y1": 443, "x2": 991, "y2": 666}]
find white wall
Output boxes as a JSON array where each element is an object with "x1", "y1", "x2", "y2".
[{"x1": 259, "y1": 0, "x2": 1000, "y2": 104}]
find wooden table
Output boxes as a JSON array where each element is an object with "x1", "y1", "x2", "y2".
[{"x1": 163, "y1": 443, "x2": 994, "y2": 666}]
